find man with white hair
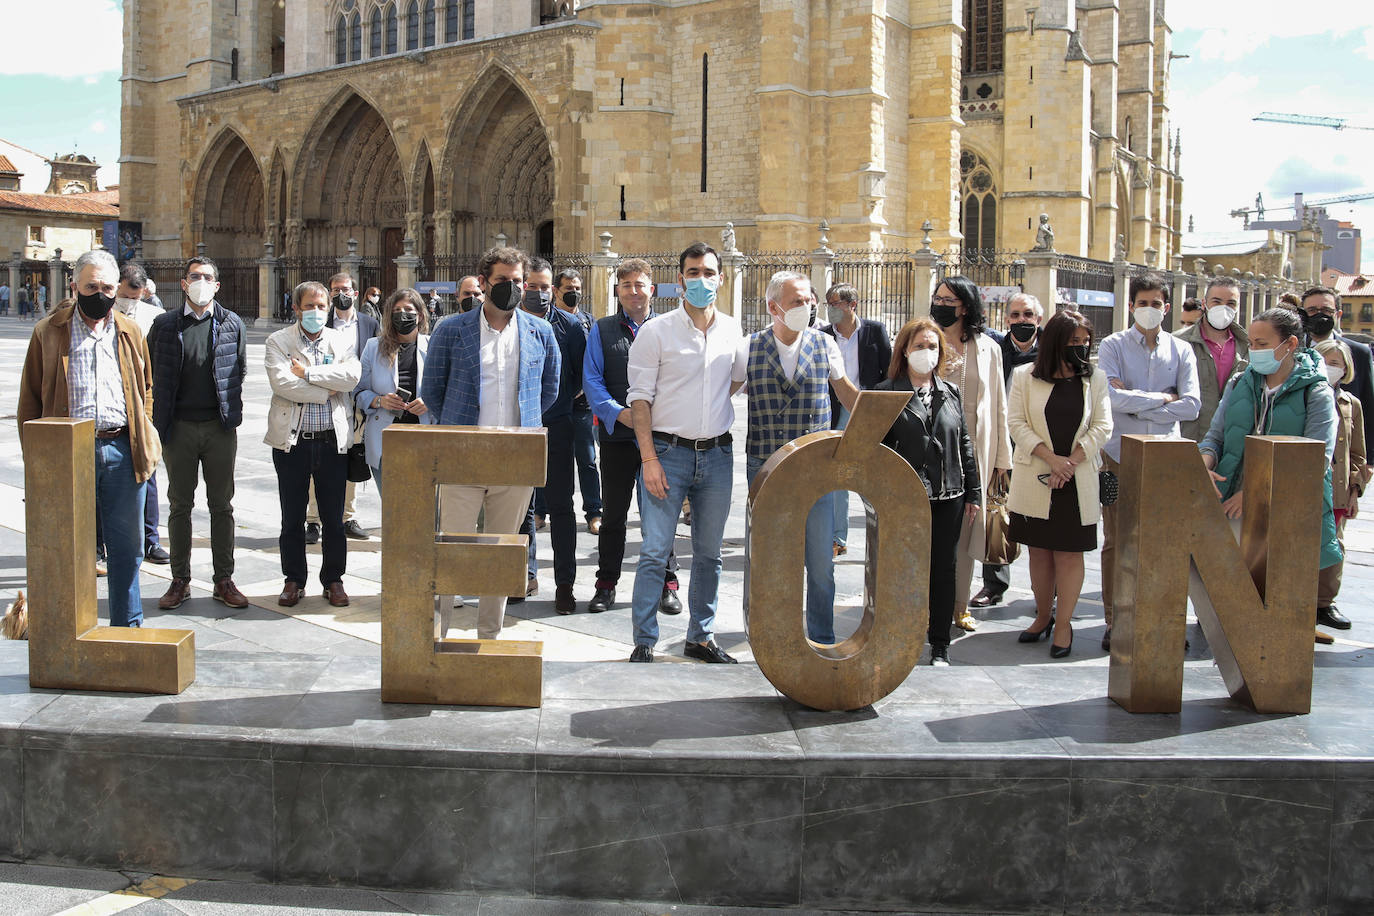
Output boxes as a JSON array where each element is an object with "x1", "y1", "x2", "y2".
[
  {"x1": 18, "y1": 248, "x2": 161, "y2": 626},
  {"x1": 733, "y1": 270, "x2": 859, "y2": 642},
  {"x1": 973, "y1": 290, "x2": 1044, "y2": 608}
]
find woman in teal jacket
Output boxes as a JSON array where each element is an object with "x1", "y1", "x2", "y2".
[{"x1": 1198, "y1": 308, "x2": 1342, "y2": 569}]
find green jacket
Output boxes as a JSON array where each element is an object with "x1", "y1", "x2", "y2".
[{"x1": 1207, "y1": 349, "x2": 1341, "y2": 569}]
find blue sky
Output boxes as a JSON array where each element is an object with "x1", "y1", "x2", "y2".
[{"x1": 2, "y1": 1, "x2": 1372, "y2": 271}]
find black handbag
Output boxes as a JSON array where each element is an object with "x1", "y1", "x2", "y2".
[
  {"x1": 1099, "y1": 468, "x2": 1119, "y2": 506},
  {"x1": 347, "y1": 441, "x2": 372, "y2": 483}
]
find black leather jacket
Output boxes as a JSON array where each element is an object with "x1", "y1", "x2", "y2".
[{"x1": 876, "y1": 375, "x2": 981, "y2": 505}]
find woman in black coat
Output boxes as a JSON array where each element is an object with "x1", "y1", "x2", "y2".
[{"x1": 876, "y1": 317, "x2": 981, "y2": 665}]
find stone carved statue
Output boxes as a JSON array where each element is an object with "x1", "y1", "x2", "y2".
[
  {"x1": 1031, "y1": 213, "x2": 1055, "y2": 252},
  {"x1": 722, "y1": 222, "x2": 736, "y2": 253},
  {"x1": 1116, "y1": 234, "x2": 1128, "y2": 261}
]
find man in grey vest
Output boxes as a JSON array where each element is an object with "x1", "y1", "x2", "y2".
[{"x1": 732, "y1": 271, "x2": 858, "y2": 643}]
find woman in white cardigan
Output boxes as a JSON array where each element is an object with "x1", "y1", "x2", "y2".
[
  {"x1": 1006, "y1": 310, "x2": 1113, "y2": 659},
  {"x1": 354, "y1": 288, "x2": 437, "y2": 490},
  {"x1": 928, "y1": 276, "x2": 1013, "y2": 631}
]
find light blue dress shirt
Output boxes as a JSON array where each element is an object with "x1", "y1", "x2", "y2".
[{"x1": 1096, "y1": 325, "x2": 1201, "y2": 462}]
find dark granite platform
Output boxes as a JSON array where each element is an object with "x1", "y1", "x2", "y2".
[{"x1": 1, "y1": 640, "x2": 1371, "y2": 914}]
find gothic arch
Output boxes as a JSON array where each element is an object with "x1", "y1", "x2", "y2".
[
  {"x1": 437, "y1": 62, "x2": 555, "y2": 253},
  {"x1": 959, "y1": 146, "x2": 999, "y2": 251},
  {"x1": 291, "y1": 85, "x2": 404, "y2": 258},
  {"x1": 191, "y1": 127, "x2": 266, "y2": 261}
]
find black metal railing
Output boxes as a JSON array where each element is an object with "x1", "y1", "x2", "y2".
[
  {"x1": 738, "y1": 252, "x2": 811, "y2": 333},
  {"x1": 832, "y1": 250, "x2": 915, "y2": 332}
]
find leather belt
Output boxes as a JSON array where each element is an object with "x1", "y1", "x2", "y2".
[
  {"x1": 94, "y1": 426, "x2": 127, "y2": 439},
  {"x1": 653, "y1": 431, "x2": 732, "y2": 451},
  {"x1": 298, "y1": 429, "x2": 336, "y2": 441}
]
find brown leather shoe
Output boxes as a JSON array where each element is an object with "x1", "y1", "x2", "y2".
[
  {"x1": 158, "y1": 577, "x2": 191, "y2": 610},
  {"x1": 324, "y1": 581, "x2": 350, "y2": 607},
  {"x1": 213, "y1": 578, "x2": 249, "y2": 609},
  {"x1": 278, "y1": 580, "x2": 304, "y2": 607}
]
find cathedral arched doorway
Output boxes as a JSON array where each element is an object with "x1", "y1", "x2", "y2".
[
  {"x1": 441, "y1": 69, "x2": 554, "y2": 255},
  {"x1": 293, "y1": 90, "x2": 404, "y2": 266},
  {"x1": 194, "y1": 129, "x2": 265, "y2": 260}
]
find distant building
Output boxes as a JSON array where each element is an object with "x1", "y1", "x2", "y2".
[
  {"x1": 1325, "y1": 271, "x2": 1374, "y2": 338},
  {"x1": 1180, "y1": 227, "x2": 1324, "y2": 286},
  {"x1": 1250, "y1": 193, "x2": 1362, "y2": 276}
]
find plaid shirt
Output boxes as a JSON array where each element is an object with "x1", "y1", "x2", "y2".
[
  {"x1": 298, "y1": 329, "x2": 334, "y2": 432},
  {"x1": 68, "y1": 312, "x2": 128, "y2": 429}
]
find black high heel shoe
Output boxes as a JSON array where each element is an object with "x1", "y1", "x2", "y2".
[
  {"x1": 1018, "y1": 615, "x2": 1055, "y2": 643},
  {"x1": 1050, "y1": 623, "x2": 1073, "y2": 659}
]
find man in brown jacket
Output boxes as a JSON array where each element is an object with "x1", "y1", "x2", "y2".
[{"x1": 17, "y1": 249, "x2": 161, "y2": 627}]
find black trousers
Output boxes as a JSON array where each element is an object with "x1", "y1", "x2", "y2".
[
  {"x1": 982, "y1": 561, "x2": 1010, "y2": 593},
  {"x1": 595, "y1": 438, "x2": 677, "y2": 588},
  {"x1": 545, "y1": 413, "x2": 578, "y2": 585},
  {"x1": 274, "y1": 436, "x2": 348, "y2": 588},
  {"x1": 928, "y1": 497, "x2": 964, "y2": 649}
]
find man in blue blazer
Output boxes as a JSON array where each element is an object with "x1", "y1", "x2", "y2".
[{"x1": 421, "y1": 245, "x2": 561, "y2": 639}]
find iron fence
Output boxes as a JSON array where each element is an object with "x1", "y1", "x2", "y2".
[
  {"x1": 1054, "y1": 254, "x2": 1117, "y2": 343},
  {"x1": 278, "y1": 257, "x2": 339, "y2": 319},
  {"x1": 358, "y1": 258, "x2": 381, "y2": 298},
  {"x1": 141, "y1": 259, "x2": 188, "y2": 314},
  {"x1": 832, "y1": 250, "x2": 915, "y2": 332},
  {"x1": 953, "y1": 248, "x2": 1024, "y2": 330},
  {"x1": 739, "y1": 252, "x2": 811, "y2": 332}
]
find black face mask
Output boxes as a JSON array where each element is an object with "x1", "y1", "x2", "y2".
[
  {"x1": 77, "y1": 290, "x2": 115, "y2": 321},
  {"x1": 522, "y1": 288, "x2": 551, "y2": 315},
  {"x1": 1009, "y1": 322, "x2": 1037, "y2": 344},
  {"x1": 391, "y1": 311, "x2": 419, "y2": 335},
  {"x1": 332, "y1": 292, "x2": 354, "y2": 313},
  {"x1": 1066, "y1": 344, "x2": 1092, "y2": 375},
  {"x1": 562, "y1": 290, "x2": 579, "y2": 311},
  {"x1": 1302, "y1": 312, "x2": 1335, "y2": 337},
  {"x1": 488, "y1": 280, "x2": 518, "y2": 311},
  {"x1": 459, "y1": 295, "x2": 480, "y2": 313},
  {"x1": 930, "y1": 303, "x2": 959, "y2": 328}
]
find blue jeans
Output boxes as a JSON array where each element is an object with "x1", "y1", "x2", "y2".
[
  {"x1": 631, "y1": 439, "x2": 733, "y2": 647},
  {"x1": 96, "y1": 434, "x2": 147, "y2": 627},
  {"x1": 746, "y1": 454, "x2": 837, "y2": 643},
  {"x1": 572, "y1": 408, "x2": 603, "y2": 518},
  {"x1": 831, "y1": 405, "x2": 851, "y2": 548}
]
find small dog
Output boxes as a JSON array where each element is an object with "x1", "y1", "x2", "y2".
[{"x1": 1, "y1": 592, "x2": 27, "y2": 640}]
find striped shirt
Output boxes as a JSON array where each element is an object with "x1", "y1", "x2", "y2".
[
  {"x1": 298, "y1": 329, "x2": 335, "y2": 432},
  {"x1": 68, "y1": 312, "x2": 128, "y2": 429}
]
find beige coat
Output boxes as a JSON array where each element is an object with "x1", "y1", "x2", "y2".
[
  {"x1": 1007, "y1": 365, "x2": 1114, "y2": 526},
  {"x1": 1333, "y1": 389, "x2": 1371, "y2": 515},
  {"x1": 954, "y1": 332, "x2": 1013, "y2": 559},
  {"x1": 263, "y1": 324, "x2": 362, "y2": 452}
]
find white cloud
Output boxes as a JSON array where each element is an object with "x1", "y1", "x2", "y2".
[
  {"x1": 1170, "y1": 1, "x2": 1373, "y2": 36},
  {"x1": 0, "y1": 0, "x2": 122, "y2": 77},
  {"x1": 89, "y1": 119, "x2": 108, "y2": 134},
  {"x1": 1357, "y1": 27, "x2": 1374, "y2": 60}
]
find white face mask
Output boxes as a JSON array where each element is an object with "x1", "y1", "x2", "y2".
[
  {"x1": 1206, "y1": 305, "x2": 1236, "y2": 331},
  {"x1": 115, "y1": 296, "x2": 140, "y2": 314},
  {"x1": 1324, "y1": 363, "x2": 1346, "y2": 386},
  {"x1": 1133, "y1": 305, "x2": 1165, "y2": 330},
  {"x1": 187, "y1": 278, "x2": 216, "y2": 307},
  {"x1": 908, "y1": 348, "x2": 940, "y2": 376},
  {"x1": 780, "y1": 304, "x2": 811, "y2": 334}
]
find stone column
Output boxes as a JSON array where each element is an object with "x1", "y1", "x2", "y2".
[
  {"x1": 588, "y1": 232, "x2": 618, "y2": 320},
  {"x1": 395, "y1": 236, "x2": 422, "y2": 291},
  {"x1": 47, "y1": 249, "x2": 66, "y2": 314},
  {"x1": 1255, "y1": 275, "x2": 1270, "y2": 316},
  {"x1": 1170, "y1": 255, "x2": 1188, "y2": 317},
  {"x1": 1243, "y1": 272, "x2": 1257, "y2": 323},
  {"x1": 911, "y1": 221, "x2": 940, "y2": 320},
  {"x1": 338, "y1": 237, "x2": 363, "y2": 286},
  {"x1": 1112, "y1": 255, "x2": 1131, "y2": 333},
  {"x1": 1023, "y1": 250, "x2": 1059, "y2": 319},
  {"x1": 8, "y1": 251, "x2": 20, "y2": 314},
  {"x1": 809, "y1": 221, "x2": 835, "y2": 300},
  {"x1": 257, "y1": 240, "x2": 280, "y2": 325}
]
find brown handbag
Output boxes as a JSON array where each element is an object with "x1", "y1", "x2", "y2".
[{"x1": 983, "y1": 474, "x2": 1020, "y2": 565}]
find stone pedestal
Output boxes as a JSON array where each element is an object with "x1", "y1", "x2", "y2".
[
  {"x1": 7, "y1": 252, "x2": 19, "y2": 312},
  {"x1": 47, "y1": 254, "x2": 65, "y2": 314},
  {"x1": 1023, "y1": 250, "x2": 1058, "y2": 318},
  {"x1": 1112, "y1": 258, "x2": 1131, "y2": 332},
  {"x1": 257, "y1": 242, "x2": 280, "y2": 324},
  {"x1": 395, "y1": 237, "x2": 422, "y2": 291},
  {"x1": 719, "y1": 249, "x2": 745, "y2": 319},
  {"x1": 588, "y1": 231, "x2": 617, "y2": 319},
  {"x1": 338, "y1": 238, "x2": 363, "y2": 289}
]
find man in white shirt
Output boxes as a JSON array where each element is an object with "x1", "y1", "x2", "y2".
[
  {"x1": 733, "y1": 271, "x2": 858, "y2": 643},
  {"x1": 626, "y1": 242, "x2": 743, "y2": 663}
]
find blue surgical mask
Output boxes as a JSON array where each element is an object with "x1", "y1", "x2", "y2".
[
  {"x1": 300, "y1": 308, "x2": 328, "y2": 334},
  {"x1": 1248, "y1": 345, "x2": 1287, "y2": 376},
  {"x1": 683, "y1": 275, "x2": 719, "y2": 309}
]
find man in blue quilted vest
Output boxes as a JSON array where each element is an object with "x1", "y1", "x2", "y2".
[
  {"x1": 146, "y1": 256, "x2": 249, "y2": 612},
  {"x1": 732, "y1": 271, "x2": 858, "y2": 643}
]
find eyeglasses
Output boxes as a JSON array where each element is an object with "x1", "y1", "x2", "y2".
[
  {"x1": 931, "y1": 295, "x2": 960, "y2": 307},
  {"x1": 186, "y1": 272, "x2": 215, "y2": 282}
]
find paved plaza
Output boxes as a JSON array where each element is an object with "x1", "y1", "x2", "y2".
[{"x1": 1, "y1": 315, "x2": 1373, "y2": 913}]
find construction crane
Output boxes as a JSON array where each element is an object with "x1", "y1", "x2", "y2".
[
  {"x1": 1229, "y1": 190, "x2": 1374, "y2": 227},
  {"x1": 1253, "y1": 112, "x2": 1374, "y2": 132}
]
